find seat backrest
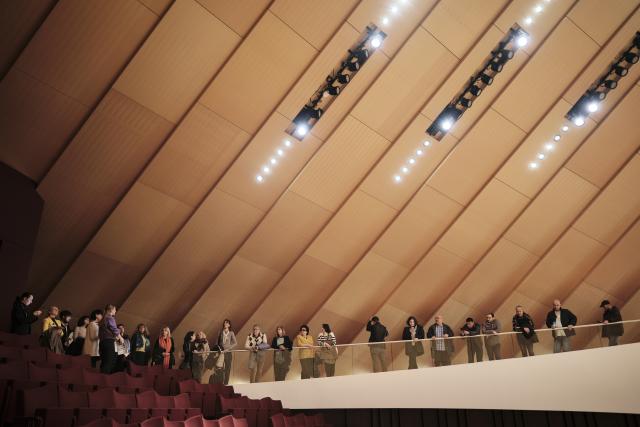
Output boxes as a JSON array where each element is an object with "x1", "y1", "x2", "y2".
[
  {"x1": 136, "y1": 389, "x2": 158, "y2": 408},
  {"x1": 178, "y1": 379, "x2": 198, "y2": 393},
  {"x1": 105, "y1": 371, "x2": 126, "y2": 387},
  {"x1": 203, "y1": 420, "x2": 219, "y2": 427},
  {"x1": 18, "y1": 335, "x2": 41, "y2": 348},
  {"x1": 270, "y1": 400, "x2": 283, "y2": 412},
  {"x1": 156, "y1": 393, "x2": 174, "y2": 408},
  {"x1": 57, "y1": 366, "x2": 84, "y2": 384},
  {"x1": 217, "y1": 415, "x2": 234, "y2": 427},
  {"x1": 89, "y1": 387, "x2": 116, "y2": 408},
  {"x1": 83, "y1": 369, "x2": 107, "y2": 386},
  {"x1": 77, "y1": 417, "x2": 116, "y2": 427},
  {"x1": 232, "y1": 417, "x2": 248, "y2": 427},
  {"x1": 21, "y1": 347, "x2": 47, "y2": 362},
  {"x1": 20, "y1": 383, "x2": 58, "y2": 417},
  {"x1": 173, "y1": 393, "x2": 191, "y2": 409},
  {"x1": 270, "y1": 414, "x2": 285, "y2": 427},
  {"x1": 0, "y1": 344, "x2": 22, "y2": 360},
  {"x1": 219, "y1": 396, "x2": 236, "y2": 413},
  {"x1": 113, "y1": 390, "x2": 137, "y2": 409},
  {"x1": 0, "y1": 360, "x2": 28, "y2": 380},
  {"x1": 70, "y1": 354, "x2": 93, "y2": 369},
  {"x1": 140, "y1": 417, "x2": 165, "y2": 427},
  {"x1": 126, "y1": 373, "x2": 154, "y2": 388},
  {"x1": 258, "y1": 397, "x2": 271, "y2": 409},
  {"x1": 163, "y1": 420, "x2": 184, "y2": 427},
  {"x1": 46, "y1": 349, "x2": 72, "y2": 367},
  {"x1": 183, "y1": 415, "x2": 205, "y2": 427},
  {"x1": 59, "y1": 384, "x2": 89, "y2": 407},
  {"x1": 247, "y1": 398, "x2": 260, "y2": 409},
  {"x1": 28, "y1": 362, "x2": 58, "y2": 382}
]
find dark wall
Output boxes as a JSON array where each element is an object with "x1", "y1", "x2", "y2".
[
  {"x1": 300, "y1": 409, "x2": 639, "y2": 427},
  {"x1": 0, "y1": 162, "x2": 43, "y2": 331}
]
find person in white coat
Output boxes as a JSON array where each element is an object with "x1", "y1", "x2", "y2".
[{"x1": 83, "y1": 309, "x2": 103, "y2": 367}]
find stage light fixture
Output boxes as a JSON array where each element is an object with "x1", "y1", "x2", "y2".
[
  {"x1": 489, "y1": 61, "x2": 504, "y2": 72},
  {"x1": 603, "y1": 79, "x2": 617, "y2": 89},
  {"x1": 537, "y1": 153, "x2": 545, "y2": 160},
  {"x1": 401, "y1": 166, "x2": 409, "y2": 174},
  {"x1": 623, "y1": 51, "x2": 638, "y2": 64},
  {"x1": 534, "y1": 5, "x2": 543, "y2": 13},
  {"x1": 337, "y1": 73, "x2": 350, "y2": 84},
  {"x1": 382, "y1": 16, "x2": 390, "y2": 25},
  {"x1": 479, "y1": 73, "x2": 494, "y2": 85},
  {"x1": 394, "y1": 175, "x2": 402, "y2": 182},
  {"x1": 561, "y1": 125, "x2": 569, "y2": 132},
  {"x1": 284, "y1": 140, "x2": 292, "y2": 148},
  {"x1": 408, "y1": 158, "x2": 416, "y2": 164},
  {"x1": 516, "y1": 34, "x2": 529, "y2": 47},
  {"x1": 613, "y1": 65, "x2": 628, "y2": 76},
  {"x1": 528, "y1": 162, "x2": 539, "y2": 170},
  {"x1": 422, "y1": 140, "x2": 431, "y2": 147},
  {"x1": 262, "y1": 166, "x2": 271, "y2": 174},
  {"x1": 276, "y1": 149, "x2": 284, "y2": 157},
  {"x1": 524, "y1": 16, "x2": 533, "y2": 26},
  {"x1": 469, "y1": 85, "x2": 482, "y2": 96},
  {"x1": 256, "y1": 175, "x2": 264, "y2": 182},
  {"x1": 345, "y1": 61, "x2": 360, "y2": 72},
  {"x1": 294, "y1": 123, "x2": 308, "y2": 137},
  {"x1": 544, "y1": 143, "x2": 555, "y2": 151},
  {"x1": 371, "y1": 35, "x2": 383, "y2": 49},
  {"x1": 496, "y1": 49, "x2": 515, "y2": 61},
  {"x1": 586, "y1": 100, "x2": 599, "y2": 113},
  {"x1": 573, "y1": 116, "x2": 585, "y2": 126},
  {"x1": 553, "y1": 134, "x2": 560, "y2": 141},
  {"x1": 416, "y1": 149, "x2": 424, "y2": 156},
  {"x1": 459, "y1": 98, "x2": 473, "y2": 108}
]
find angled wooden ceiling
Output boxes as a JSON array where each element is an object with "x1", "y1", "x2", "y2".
[{"x1": 2, "y1": 0, "x2": 639, "y2": 358}]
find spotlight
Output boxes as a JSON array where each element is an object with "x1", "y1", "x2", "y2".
[
  {"x1": 459, "y1": 97, "x2": 473, "y2": 108},
  {"x1": 516, "y1": 34, "x2": 529, "y2": 47},
  {"x1": 284, "y1": 140, "x2": 292, "y2": 147},
  {"x1": 256, "y1": 175, "x2": 264, "y2": 182},
  {"x1": 270, "y1": 157, "x2": 277, "y2": 165},
  {"x1": 537, "y1": 153, "x2": 545, "y2": 160},
  {"x1": 534, "y1": 5, "x2": 543, "y2": 13},
  {"x1": 544, "y1": 143, "x2": 555, "y2": 151},
  {"x1": 394, "y1": 175, "x2": 402, "y2": 183},
  {"x1": 401, "y1": 167, "x2": 409, "y2": 174},
  {"x1": 561, "y1": 125, "x2": 569, "y2": 132},
  {"x1": 469, "y1": 85, "x2": 482, "y2": 96},
  {"x1": 382, "y1": 16, "x2": 390, "y2": 25},
  {"x1": 524, "y1": 16, "x2": 533, "y2": 25},
  {"x1": 423, "y1": 140, "x2": 431, "y2": 147},
  {"x1": 325, "y1": 85, "x2": 340, "y2": 96},
  {"x1": 440, "y1": 117, "x2": 454, "y2": 131},
  {"x1": 623, "y1": 51, "x2": 639, "y2": 64},
  {"x1": 390, "y1": 5, "x2": 399, "y2": 14},
  {"x1": 528, "y1": 162, "x2": 539, "y2": 170},
  {"x1": 352, "y1": 49, "x2": 369, "y2": 64},
  {"x1": 553, "y1": 135, "x2": 560, "y2": 141},
  {"x1": 416, "y1": 149, "x2": 424, "y2": 156},
  {"x1": 337, "y1": 73, "x2": 350, "y2": 84},
  {"x1": 489, "y1": 61, "x2": 503, "y2": 72},
  {"x1": 586, "y1": 100, "x2": 599, "y2": 113},
  {"x1": 276, "y1": 149, "x2": 284, "y2": 157},
  {"x1": 573, "y1": 116, "x2": 585, "y2": 126},
  {"x1": 262, "y1": 166, "x2": 271, "y2": 174},
  {"x1": 295, "y1": 123, "x2": 308, "y2": 137},
  {"x1": 408, "y1": 158, "x2": 416, "y2": 164},
  {"x1": 613, "y1": 65, "x2": 628, "y2": 77},
  {"x1": 479, "y1": 73, "x2": 493, "y2": 85},
  {"x1": 345, "y1": 60, "x2": 360, "y2": 72},
  {"x1": 497, "y1": 49, "x2": 515, "y2": 61},
  {"x1": 603, "y1": 79, "x2": 617, "y2": 89},
  {"x1": 370, "y1": 35, "x2": 383, "y2": 49}
]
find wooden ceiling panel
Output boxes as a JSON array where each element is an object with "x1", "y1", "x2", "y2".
[
  {"x1": 438, "y1": 179, "x2": 529, "y2": 264},
  {"x1": 238, "y1": 190, "x2": 332, "y2": 274},
  {"x1": 567, "y1": 0, "x2": 639, "y2": 46},
  {"x1": 451, "y1": 238, "x2": 538, "y2": 312},
  {"x1": 306, "y1": 190, "x2": 397, "y2": 273},
  {"x1": 518, "y1": 228, "x2": 609, "y2": 305},
  {"x1": 422, "y1": 0, "x2": 508, "y2": 59},
  {"x1": 573, "y1": 155, "x2": 640, "y2": 246},
  {"x1": 360, "y1": 118, "x2": 459, "y2": 211},
  {"x1": 0, "y1": 0, "x2": 55, "y2": 76},
  {"x1": 196, "y1": 0, "x2": 270, "y2": 36},
  {"x1": 138, "y1": 0, "x2": 173, "y2": 16},
  {"x1": 427, "y1": 108, "x2": 526, "y2": 205},
  {"x1": 0, "y1": 69, "x2": 89, "y2": 180},
  {"x1": 113, "y1": 0, "x2": 240, "y2": 123},
  {"x1": 347, "y1": 0, "x2": 438, "y2": 56},
  {"x1": 564, "y1": 281, "x2": 621, "y2": 326},
  {"x1": 566, "y1": 86, "x2": 640, "y2": 187},
  {"x1": 270, "y1": 0, "x2": 358, "y2": 49},
  {"x1": 32, "y1": 90, "x2": 173, "y2": 298},
  {"x1": 372, "y1": 186, "x2": 463, "y2": 269},
  {"x1": 493, "y1": 19, "x2": 599, "y2": 132},
  {"x1": 290, "y1": 116, "x2": 390, "y2": 212},
  {"x1": 139, "y1": 103, "x2": 251, "y2": 207},
  {"x1": 199, "y1": 11, "x2": 317, "y2": 134},
  {"x1": 504, "y1": 168, "x2": 599, "y2": 257},
  {"x1": 351, "y1": 27, "x2": 458, "y2": 141}
]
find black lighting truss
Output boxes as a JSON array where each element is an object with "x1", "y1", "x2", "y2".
[
  {"x1": 426, "y1": 24, "x2": 529, "y2": 141},
  {"x1": 566, "y1": 31, "x2": 639, "y2": 124},
  {"x1": 286, "y1": 25, "x2": 387, "y2": 140}
]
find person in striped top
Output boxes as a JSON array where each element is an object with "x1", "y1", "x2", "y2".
[{"x1": 315, "y1": 324, "x2": 337, "y2": 377}]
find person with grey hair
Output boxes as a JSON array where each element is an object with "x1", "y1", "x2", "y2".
[
  {"x1": 545, "y1": 299, "x2": 577, "y2": 353},
  {"x1": 426, "y1": 315, "x2": 455, "y2": 366},
  {"x1": 512, "y1": 305, "x2": 537, "y2": 357}
]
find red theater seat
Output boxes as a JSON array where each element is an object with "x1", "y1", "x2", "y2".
[
  {"x1": 0, "y1": 360, "x2": 28, "y2": 380},
  {"x1": 140, "y1": 416, "x2": 164, "y2": 427},
  {"x1": 29, "y1": 363, "x2": 58, "y2": 382},
  {"x1": 46, "y1": 350, "x2": 73, "y2": 367},
  {"x1": 84, "y1": 369, "x2": 107, "y2": 386},
  {"x1": 22, "y1": 347, "x2": 47, "y2": 362},
  {"x1": 105, "y1": 372, "x2": 126, "y2": 387},
  {"x1": 58, "y1": 385, "x2": 89, "y2": 407},
  {"x1": 0, "y1": 345, "x2": 22, "y2": 360},
  {"x1": 218, "y1": 416, "x2": 235, "y2": 427},
  {"x1": 35, "y1": 407, "x2": 75, "y2": 427},
  {"x1": 58, "y1": 366, "x2": 85, "y2": 385},
  {"x1": 18, "y1": 382, "x2": 58, "y2": 417},
  {"x1": 89, "y1": 388, "x2": 116, "y2": 408},
  {"x1": 270, "y1": 414, "x2": 285, "y2": 427}
]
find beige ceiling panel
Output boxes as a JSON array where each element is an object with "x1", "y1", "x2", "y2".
[
  {"x1": 574, "y1": 155, "x2": 640, "y2": 245},
  {"x1": 114, "y1": 0, "x2": 240, "y2": 123},
  {"x1": 568, "y1": 0, "x2": 639, "y2": 46},
  {"x1": 372, "y1": 186, "x2": 463, "y2": 268},
  {"x1": 291, "y1": 116, "x2": 390, "y2": 212},
  {"x1": 348, "y1": 0, "x2": 438, "y2": 56},
  {"x1": 270, "y1": 0, "x2": 358, "y2": 49},
  {"x1": 427, "y1": 108, "x2": 526, "y2": 205},
  {"x1": 566, "y1": 87, "x2": 640, "y2": 187},
  {"x1": 493, "y1": 19, "x2": 599, "y2": 132},
  {"x1": 238, "y1": 190, "x2": 332, "y2": 274},
  {"x1": 119, "y1": 188, "x2": 264, "y2": 327},
  {"x1": 217, "y1": 113, "x2": 323, "y2": 211},
  {"x1": 360, "y1": 117, "x2": 459, "y2": 210},
  {"x1": 306, "y1": 190, "x2": 397, "y2": 272},
  {"x1": 138, "y1": 0, "x2": 173, "y2": 16},
  {"x1": 564, "y1": 9, "x2": 640, "y2": 115},
  {"x1": 518, "y1": 228, "x2": 609, "y2": 304},
  {"x1": 235, "y1": 254, "x2": 347, "y2": 339},
  {"x1": 504, "y1": 168, "x2": 599, "y2": 257},
  {"x1": 196, "y1": 0, "x2": 270, "y2": 36},
  {"x1": 584, "y1": 219, "x2": 640, "y2": 301},
  {"x1": 31, "y1": 90, "x2": 173, "y2": 297},
  {"x1": 451, "y1": 238, "x2": 538, "y2": 312},
  {"x1": 139, "y1": 103, "x2": 251, "y2": 207},
  {"x1": 0, "y1": 69, "x2": 89, "y2": 180},
  {"x1": 200, "y1": 11, "x2": 316, "y2": 134},
  {"x1": 319, "y1": 252, "x2": 409, "y2": 323},
  {"x1": 564, "y1": 282, "x2": 621, "y2": 327},
  {"x1": 16, "y1": 0, "x2": 157, "y2": 106},
  {"x1": 0, "y1": 0, "x2": 55, "y2": 76},
  {"x1": 439, "y1": 179, "x2": 529, "y2": 264},
  {"x1": 422, "y1": 0, "x2": 507, "y2": 59},
  {"x1": 495, "y1": 100, "x2": 596, "y2": 198},
  {"x1": 388, "y1": 245, "x2": 474, "y2": 320},
  {"x1": 86, "y1": 183, "x2": 191, "y2": 267},
  {"x1": 351, "y1": 27, "x2": 458, "y2": 141}
]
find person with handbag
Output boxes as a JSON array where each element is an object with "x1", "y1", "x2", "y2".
[
  {"x1": 271, "y1": 326, "x2": 293, "y2": 381},
  {"x1": 512, "y1": 305, "x2": 538, "y2": 356},
  {"x1": 315, "y1": 324, "x2": 338, "y2": 377},
  {"x1": 294, "y1": 325, "x2": 315, "y2": 379},
  {"x1": 402, "y1": 316, "x2": 424, "y2": 369},
  {"x1": 245, "y1": 324, "x2": 268, "y2": 383},
  {"x1": 460, "y1": 317, "x2": 483, "y2": 363}
]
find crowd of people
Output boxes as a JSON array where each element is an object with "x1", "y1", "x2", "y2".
[{"x1": 9, "y1": 292, "x2": 625, "y2": 384}]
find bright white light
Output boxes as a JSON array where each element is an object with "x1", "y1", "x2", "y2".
[
  {"x1": 382, "y1": 16, "x2": 390, "y2": 25},
  {"x1": 561, "y1": 125, "x2": 569, "y2": 132},
  {"x1": 256, "y1": 175, "x2": 264, "y2": 182},
  {"x1": 295, "y1": 123, "x2": 308, "y2": 137},
  {"x1": 401, "y1": 167, "x2": 409, "y2": 174},
  {"x1": 262, "y1": 166, "x2": 271, "y2": 174},
  {"x1": 276, "y1": 149, "x2": 284, "y2": 157},
  {"x1": 423, "y1": 140, "x2": 431, "y2": 147},
  {"x1": 416, "y1": 149, "x2": 424, "y2": 156},
  {"x1": 440, "y1": 118, "x2": 453, "y2": 131},
  {"x1": 544, "y1": 143, "x2": 555, "y2": 151},
  {"x1": 573, "y1": 116, "x2": 585, "y2": 127},
  {"x1": 394, "y1": 175, "x2": 402, "y2": 183},
  {"x1": 516, "y1": 34, "x2": 529, "y2": 47},
  {"x1": 537, "y1": 153, "x2": 545, "y2": 160},
  {"x1": 528, "y1": 162, "x2": 539, "y2": 170},
  {"x1": 524, "y1": 16, "x2": 533, "y2": 25},
  {"x1": 390, "y1": 5, "x2": 399, "y2": 14},
  {"x1": 284, "y1": 140, "x2": 292, "y2": 147},
  {"x1": 586, "y1": 101, "x2": 599, "y2": 113},
  {"x1": 408, "y1": 158, "x2": 416, "y2": 164},
  {"x1": 534, "y1": 5, "x2": 543, "y2": 13},
  {"x1": 553, "y1": 135, "x2": 561, "y2": 142},
  {"x1": 269, "y1": 157, "x2": 277, "y2": 165},
  {"x1": 370, "y1": 36, "x2": 383, "y2": 49}
]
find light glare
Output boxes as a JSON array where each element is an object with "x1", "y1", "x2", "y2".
[
  {"x1": 371, "y1": 36, "x2": 383, "y2": 49},
  {"x1": 423, "y1": 140, "x2": 431, "y2": 147},
  {"x1": 528, "y1": 162, "x2": 539, "y2": 170},
  {"x1": 408, "y1": 158, "x2": 416, "y2": 164},
  {"x1": 284, "y1": 140, "x2": 292, "y2": 147},
  {"x1": 416, "y1": 149, "x2": 424, "y2": 156},
  {"x1": 524, "y1": 16, "x2": 533, "y2": 25},
  {"x1": 573, "y1": 116, "x2": 585, "y2": 127},
  {"x1": 537, "y1": 153, "x2": 545, "y2": 160},
  {"x1": 401, "y1": 167, "x2": 409, "y2": 174},
  {"x1": 382, "y1": 16, "x2": 389, "y2": 25},
  {"x1": 295, "y1": 123, "x2": 308, "y2": 137},
  {"x1": 561, "y1": 125, "x2": 569, "y2": 132},
  {"x1": 534, "y1": 5, "x2": 543, "y2": 13},
  {"x1": 544, "y1": 143, "x2": 555, "y2": 151},
  {"x1": 276, "y1": 149, "x2": 284, "y2": 156},
  {"x1": 256, "y1": 175, "x2": 264, "y2": 182},
  {"x1": 394, "y1": 175, "x2": 402, "y2": 183},
  {"x1": 516, "y1": 35, "x2": 529, "y2": 47},
  {"x1": 553, "y1": 135, "x2": 560, "y2": 142},
  {"x1": 270, "y1": 158, "x2": 277, "y2": 165},
  {"x1": 586, "y1": 101, "x2": 599, "y2": 113},
  {"x1": 440, "y1": 118, "x2": 453, "y2": 131}
]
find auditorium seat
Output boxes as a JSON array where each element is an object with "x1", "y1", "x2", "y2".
[
  {"x1": 22, "y1": 347, "x2": 47, "y2": 363},
  {"x1": 84, "y1": 369, "x2": 107, "y2": 386},
  {"x1": 218, "y1": 415, "x2": 235, "y2": 427},
  {"x1": 89, "y1": 388, "x2": 117, "y2": 408},
  {"x1": 59, "y1": 385, "x2": 89, "y2": 407},
  {"x1": 18, "y1": 382, "x2": 58, "y2": 417},
  {"x1": 270, "y1": 414, "x2": 285, "y2": 427},
  {"x1": 0, "y1": 344, "x2": 22, "y2": 360},
  {"x1": 140, "y1": 416, "x2": 164, "y2": 427},
  {"x1": 0, "y1": 360, "x2": 28, "y2": 380},
  {"x1": 46, "y1": 350, "x2": 73, "y2": 368},
  {"x1": 58, "y1": 366, "x2": 85, "y2": 385},
  {"x1": 34, "y1": 407, "x2": 75, "y2": 427},
  {"x1": 29, "y1": 363, "x2": 59, "y2": 382}
]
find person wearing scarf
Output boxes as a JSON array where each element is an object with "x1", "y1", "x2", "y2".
[{"x1": 152, "y1": 326, "x2": 175, "y2": 369}]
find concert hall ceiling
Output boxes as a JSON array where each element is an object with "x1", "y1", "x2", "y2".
[{"x1": 1, "y1": 0, "x2": 639, "y2": 346}]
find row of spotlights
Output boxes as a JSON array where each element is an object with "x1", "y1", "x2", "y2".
[
  {"x1": 528, "y1": 121, "x2": 572, "y2": 170},
  {"x1": 380, "y1": 0, "x2": 410, "y2": 28},
  {"x1": 393, "y1": 139, "x2": 432, "y2": 182},
  {"x1": 256, "y1": 139, "x2": 294, "y2": 183},
  {"x1": 523, "y1": 0, "x2": 551, "y2": 28}
]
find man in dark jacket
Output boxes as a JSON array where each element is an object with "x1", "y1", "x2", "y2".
[
  {"x1": 426, "y1": 315, "x2": 455, "y2": 366},
  {"x1": 460, "y1": 317, "x2": 483, "y2": 363},
  {"x1": 600, "y1": 300, "x2": 623, "y2": 346},
  {"x1": 545, "y1": 299, "x2": 577, "y2": 353},
  {"x1": 10, "y1": 293, "x2": 42, "y2": 335},
  {"x1": 366, "y1": 316, "x2": 388, "y2": 373}
]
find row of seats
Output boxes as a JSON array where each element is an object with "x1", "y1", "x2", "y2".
[
  {"x1": 79, "y1": 415, "x2": 248, "y2": 427},
  {"x1": 177, "y1": 380, "x2": 238, "y2": 418},
  {"x1": 270, "y1": 413, "x2": 330, "y2": 427},
  {"x1": 0, "y1": 344, "x2": 92, "y2": 368},
  {"x1": 0, "y1": 331, "x2": 40, "y2": 348},
  {"x1": 219, "y1": 395, "x2": 288, "y2": 427}
]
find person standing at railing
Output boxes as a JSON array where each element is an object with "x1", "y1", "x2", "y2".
[
  {"x1": 426, "y1": 315, "x2": 454, "y2": 366},
  {"x1": 366, "y1": 316, "x2": 389, "y2": 373},
  {"x1": 316, "y1": 324, "x2": 338, "y2": 377},
  {"x1": 10, "y1": 292, "x2": 42, "y2": 335},
  {"x1": 152, "y1": 326, "x2": 175, "y2": 369},
  {"x1": 482, "y1": 313, "x2": 501, "y2": 360},
  {"x1": 99, "y1": 304, "x2": 124, "y2": 373},
  {"x1": 271, "y1": 326, "x2": 293, "y2": 381},
  {"x1": 545, "y1": 299, "x2": 577, "y2": 353},
  {"x1": 217, "y1": 319, "x2": 237, "y2": 385},
  {"x1": 460, "y1": 317, "x2": 483, "y2": 363},
  {"x1": 512, "y1": 306, "x2": 538, "y2": 357},
  {"x1": 245, "y1": 324, "x2": 269, "y2": 383},
  {"x1": 600, "y1": 300, "x2": 624, "y2": 346},
  {"x1": 295, "y1": 325, "x2": 315, "y2": 379},
  {"x1": 402, "y1": 316, "x2": 425, "y2": 369},
  {"x1": 191, "y1": 331, "x2": 210, "y2": 383}
]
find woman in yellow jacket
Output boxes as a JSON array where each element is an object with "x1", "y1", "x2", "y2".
[{"x1": 294, "y1": 325, "x2": 315, "y2": 379}]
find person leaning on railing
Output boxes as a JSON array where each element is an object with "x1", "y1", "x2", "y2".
[
  {"x1": 402, "y1": 316, "x2": 425, "y2": 369},
  {"x1": 545, "y1": 299, "x2": 577, "y2": 353},
  {"x1": 512, "y1": 306, "x2": 538, "y2": 357},
  {"x1": 245, "y1": 324, "x2": 269, "y2": 383},
  {"x1": 366, "y1": 316, "x2": 389, "y2": 373},
  {"x1": 315, "y1": 324, "x2": 338, "y2": 377},
  {"x1": 482, "y1": 313, "x2": 501, "y2": 360},
  {"x1": 460, "y1": 317, "x2": 483, "y2": 363},
  {"x1": 271, "y1": 326, "x2": 293, "y2": 381},
  {"x1": 426, "y1": 315, "x2": 454, "y2": 367},
  {"x1": 294, "y1": 325, "x2": 315, "y2": 379},
  {"x1": 600, "y1": 300, "x2": 624, "y2": 346}
]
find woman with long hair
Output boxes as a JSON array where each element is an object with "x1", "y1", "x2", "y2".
[
  {"x1": 217, "y1": 319, "x2": 237, "y2": 385},
  {"x1": 179, "y1": 331, "x2": 195, "y2": 370},
  {"x1": 192, "y1": 331, "x2": 210, "y2": 382},
  {"x1": 152, "y1": 326, "x2": 175, "y2": 369},
  {"x1": 402, "y1": 316, "x2": 425, "y2": 369},
  {"x1": 316, "y1": 324, "x2": 337, "y2": 377},
  {"x1": 271, "y1": 326, "x2": 292, "y2": 381},
  {"x1": 67, "y1": 315, "x2": 90, "y2": 356},
  {"x1": 130, "y1": 323, "x2": 151, "y2": 366}
]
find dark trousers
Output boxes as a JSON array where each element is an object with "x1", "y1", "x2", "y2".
[
  {"x1": 433, "y1": 351, "x2": 451, "y2": 367},
  {"x1": 99, "y1": 339, "x2": 116, "y2": 374},
  {"x1": 314, "y1": 359, "x2": 335, "y2": 377},
  {"x1": 517, "y1": 335, "x2": 535, "y2": 356},
  {"x1": 608, "y1": 336, "x2": 620, "y2": 346},
  {"x1": 223, "y1": 352, "x2": 233, "y2": 385},
  {"x1": 486, "y1": 343, "x2": 501, "y2": 360},
  {"x1": 466, "y1": 339, "x2": 483, "y2": 362},
  {"x1": 274, "y1": 362, "x2": 289, "y2": 381},
  {"x1": 91, "y1": 356, "x2": 100, "y2": 368},
  {"x1": 300, "y1": 358, "x2": 314, "y2": 379}
]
